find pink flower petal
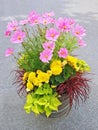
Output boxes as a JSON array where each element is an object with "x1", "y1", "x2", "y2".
[
  {"x1": 5, "y1": 48, "x2": 14, "y2": 57},
  {"x1": 58, "y1": 48, "x2": 68, "y2": 58},
  {"x1": 10, "y1": 30, "x2": 26, "y2": 43},
  {"x1": 46, "y1": 28, "x2": 60, "y2": 41},
  {"x1": 40, "y1": 49, "x2": 53, "y2": 63}
]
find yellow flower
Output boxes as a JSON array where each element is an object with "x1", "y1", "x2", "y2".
[
  {"x1": 50, "y1": 60, "x2": 62, "y2": 75},
  {"x1": 66, "y1": 55, "x2": 78, "y2": 65},
  {"x1": 66, "y1": 55, "x2": 78, "y2": 70},
  {"x1": 28, "y1": 72, "x2": 36, "y2": 83},
  {"x1": 37, "y1": 70, "x2": 50, "y2": 83},
  {"x1": 51, "y1": 60, "x2": 62, "y2": 67},
  {"x1": 47, "y1": 70, "x2": 52, "y2": 76},
  {"x1": 26, "y1": 81, "x2": 34, "y2": 91},
  {"x1": 22, "y1": 72, "x2": 29, "y2": 83}
]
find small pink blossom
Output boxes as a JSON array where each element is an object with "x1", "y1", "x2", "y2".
[
  {"x1": 56, "y1": 18, "x2": 71, "y2": 32},
  {"x1": 58, "y1": 48, "x2": 68, "y2": 58},
  {"x1": 10, "y1": 30, "x2": 26, "y2": 43},
  {"x1": 40, "y1": 49, "x2": 53, "y2": 63},
  {"x1": 46, "y1": 28, "x2": 60, "y2": 41},
  {"x1": 42, "y1": 12, "x2": 55, "y2": 17},
  {"x1": 5, "y1": 48, "x2": 14, "y2": 57},
  {"x1": 19, "y1": 20, "x2": 28, "y2": 25},
  {"x1": 42, "y1": 41, "x2": 55, "y2": 51},
  {"x1": 28, "y1": 11, "x2": 41, "y2": 26},
  {"x1": 7, "y1": 20, "x2": 19, "y2": 31},
  {"x1": 78, "y1": 39, "x2": 86, "y2": 47},
  {"x1": 67, "y1": 18, "x2": 75, "y2": 26},
  {"x1": 40, "y1": 17, "x2": 53, "y2": 25},
  {"x1": 5, "y1": 30, "x2": 11, "y2": 36},
  {"x1": 72, "y1": 24, "x2": 86, "y2": 38}
]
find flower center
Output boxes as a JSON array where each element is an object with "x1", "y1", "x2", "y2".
[
  {"x1": 18, "y1": 36, "x2": 21, "y2": 40},
  {"x1": 44, "y1": 55, "x2": 48, "y2": 59},
  {"x1": 61, "y1": 51, "x2": 65, "y2": 55},
  {"x1": 34, "y1": 20, "x2": 38, "y2": 23},
  {"x1": 43, "y1": 20, "x2": 47, "y2": 24},
  {"x1": 76, "y1": 31, "x2": 80, "y2": 34},
  {"x1": 47, "y1": 46, "x2": 51, "y2": 49},
  {"x1": 63, "y1": 26, "x2": 67, "y2": 29},
  {"x1": 51, "y1": 33, "x2": 55, "y2": 37},
  {"x1": 13, "y1": 27, "x2": 16, "y2": 31}
]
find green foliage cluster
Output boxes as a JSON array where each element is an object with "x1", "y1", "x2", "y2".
[{"x1": 24, "y1": 83, "x2": 61, "y2": 117}]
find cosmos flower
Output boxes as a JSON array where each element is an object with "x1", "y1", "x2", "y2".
[
  {"x1": 10, "y1": 30, "x2": 26, "y2": 43},
  {"x1": 5, "y1": 48, "x2": 14, "y2": 57},
  {"x1": 19, "y1": 20, "x2": 28, "y2": 25},
  {"x1": 28, "y1": 11, "x2": 41, "y2": 26},
  {"x1": 56, "y1": 17, "x2": 71, "y2": 32},
  {"x1": 40, "y1": 49, "x2": 53, "y2": 63},
  {"x1": 58, "y1": 48, "x2": 68, "y2": 58},
  {"x1": 78, "y1": 39, "x2": 86, "y2": 47},
  {"x1": 46, "y1": 28, "x2": 60, "y2": 41},
  {"x1": 4, "y1": 30, "x2": 11, "y2": 36},
  {"x1": 7, "y1": 20, "x2": 19, "y2": 31},
  {"x1": 72, "y1": 24, "x2": 86, "y2": 38},
  {"x1": 42, "y1": 41, "x2": 55, "y2": 51}
]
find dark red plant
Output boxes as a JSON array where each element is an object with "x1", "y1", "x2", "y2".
[
  {"x1": 56, "y1": 72, "x2": 91, "y2": 107},
  {"x1": 13, "y1": 69, "x2": 27, "y2": 96}
]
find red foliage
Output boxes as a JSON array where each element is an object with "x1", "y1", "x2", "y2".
[
  {"x1": 56, "y1": 73, "x2": 91, "y2": 107},
  {"x1": 13, "y1": 69, "x2": 27, "y2": 96}
]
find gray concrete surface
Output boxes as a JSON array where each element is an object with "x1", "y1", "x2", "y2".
[{"x1": 0, "y1": 0, "x2": 98, "y2": 130}]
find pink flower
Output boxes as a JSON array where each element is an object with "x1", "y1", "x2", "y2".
[
  {"x1": 5, "y1": 30, "x2": 11, "y2": 36},
  {"x1": 19, "y1": 20, "x2": 28, "y2": 25},
  {"x1": 78, "y1": 39, "x2": 86, "y2": 47},
  {"x1": 46, "y1": 28, "x2": 60, "y2": 41},
  {"x1": 72, "y1": 24, "x2": 86, "y2": 38},
  {"x1": 28, "y1": 11, "x2": 41, "y2": 26},
  {"x1": 7, "y1": 20, "x2": 19, "y2": 31},
  {"x1": 43, "y1": 12, "x2": 55, "y2": 17},
  {"x1": 58, "y1": 48, "x2": 68, "y2": 58},
  {"x1": 42, "y1": 41, "x2": 55, "y2": 51},
  {"x1": 10, "y1": 30, "x2": 26, "y2": 43},
  {"x1": 40, "y1": 49, "x2": 53, "y2": 63},
  {"x1": 56, "y1": 18, "x2": 71, "y2": 32},
  {"x1": 67, "y1": 18, "x2": 75, "y2": 26},
  {"x1": 40, "y1": 17, "x2": 53, "y2": 25},
  {"x1": 5, "y1": 48, "x2": 14, "y2": 57}
]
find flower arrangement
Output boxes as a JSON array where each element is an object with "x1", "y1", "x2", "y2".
[{"x1": 5, "y1": 11, "x2": 91, "y2": 117}]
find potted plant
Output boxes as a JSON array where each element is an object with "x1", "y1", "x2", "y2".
[{"x1": 5, "y1": 11, "x2": 91, "y2": 118}]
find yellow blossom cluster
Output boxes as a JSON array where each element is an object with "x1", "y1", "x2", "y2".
[
  {"x1": 66, "y1": 55, "x2": 90, "y2": 72},
  {"x1": 50, "y1": 60, "x2": 63, "y2": 75},
  {"x1": 22, "y1": 59, "x2": 68, "y2": 92},
  {"x1": 23, "y1": 70, "x2": 52, "y2": 92},
  {"x1": 66, "y1": 55, "x2": 79, "y2": 71}
]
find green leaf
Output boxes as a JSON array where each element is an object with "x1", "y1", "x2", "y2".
[
  {"x1": 37, "y1": 98, "x2": 47, "y2": 105},
  {"x1": 51, "y1": 97, "x2": 62, "y2": 107},
  {"x1": 35, "y1": 87, "x2": 44, "y2": 95},
  {"x1": 49, "y1": 104, "x2": 58, "y2": 111},
  {"x1": 32, "y1": 104, "x2": 39, "y2": 114},
  {"x1": 26, "y1": 94, "x2": 33, "y2": 104},
  {"x1": 37, "y1": 105, "x2": 44, "y2": 113},
  {"x1": 55, "y1": 75, "x2": 65, "y2": 83},
  {"x1": 45, "y1": 107, "x2": 52, "y2": 117},
  {"x1": 43, "y1": 83, "x2": 52, "y2": 95},
  {"x1": 24, "y1": 103, "x2": 32, "y2": 114}
]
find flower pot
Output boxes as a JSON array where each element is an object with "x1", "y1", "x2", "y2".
[{"x1": 49, "y1": 94, "x2": 71, "y2": 118}]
